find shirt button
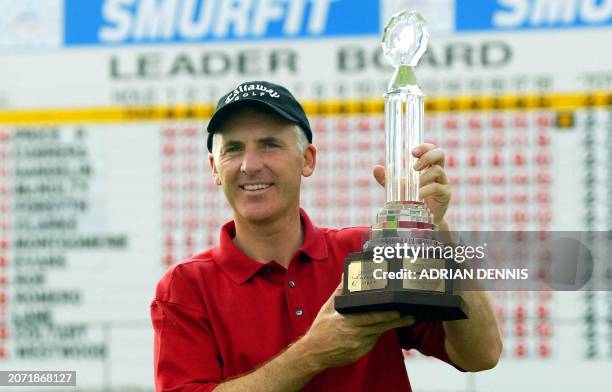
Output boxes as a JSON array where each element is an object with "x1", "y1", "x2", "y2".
[
  {"x1": 295, "y1": 307, "x2": 303, "y2": 317},
  {"x1": 288, "y1": 280, "x2": 296, "y2": 288}
]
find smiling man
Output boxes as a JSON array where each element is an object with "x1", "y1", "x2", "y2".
[{"x1": 151, "y1": 81, "x2": 502, "y2": 392}]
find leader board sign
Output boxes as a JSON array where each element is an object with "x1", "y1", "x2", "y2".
[{"x1": 2, "y1": 1, "x2": 612, "y2": 52}]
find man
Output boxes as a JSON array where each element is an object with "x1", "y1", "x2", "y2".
[{"x1": 151, "y1": 81, "x2": 502, "y2": 391}]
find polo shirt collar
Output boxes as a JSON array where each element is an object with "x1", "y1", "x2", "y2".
[{"x1": 212, "y1": 209, "x2": 328, "y2": 284}]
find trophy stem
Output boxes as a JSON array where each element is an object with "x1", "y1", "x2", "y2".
[
  {"x1": 384, "y1": 78, "x2": 424, "y2": 205},
  {"x1": 388, "y1": 65, "x2": 418, "y2": 92}
]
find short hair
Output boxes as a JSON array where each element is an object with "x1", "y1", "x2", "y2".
[{"x1": 293, "y1": 125, "x2": 310, "y2": 153}]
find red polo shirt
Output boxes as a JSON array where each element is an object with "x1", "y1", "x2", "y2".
[{"x1": 151, "y1": 209, "x2": 459, "y2": 391}]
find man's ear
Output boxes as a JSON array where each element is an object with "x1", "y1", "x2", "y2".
[
  {"x1": 301, "y1": 144, "x2": 317, "y2": 177},
  {"x1": 208, "y1": 153, "x2": 222, "y2": 185}
]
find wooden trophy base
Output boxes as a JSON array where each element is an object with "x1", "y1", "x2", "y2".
[{"x1": 335, "y1": 290, "x2": 468, "y2": 323}]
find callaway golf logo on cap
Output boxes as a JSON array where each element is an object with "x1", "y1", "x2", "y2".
[{"x1": 224, "y1": 83, "x2": 281, "y2": 104}]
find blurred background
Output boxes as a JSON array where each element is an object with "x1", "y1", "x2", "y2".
[{"x1": 0, "y1": 0, "x2": 611, "y2": 390}]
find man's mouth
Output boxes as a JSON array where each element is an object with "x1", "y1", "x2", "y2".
[{"x1": 240, "y1": 183, "x2": 273, "y2": 191}]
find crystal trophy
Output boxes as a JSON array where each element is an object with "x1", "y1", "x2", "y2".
[{"x1": 334, "y1": 11, "x2": 468, "y2": 322}]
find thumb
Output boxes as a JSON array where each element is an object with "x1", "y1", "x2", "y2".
[
  {"x1": 373, "y1": 165, "x2": 385, "y2": 188},
  {"x1": 317, "y1": 274, "x2": 344, "y2": 317},
  {"x1": 334, "y1": 273, "x2": 344, "y2": 295},
  {"x1": 324, "y1": 274, "x2": 344, "y2": 308}
]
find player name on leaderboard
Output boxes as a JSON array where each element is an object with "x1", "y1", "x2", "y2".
[{"x1": 0, "y1": 127, "x2": 127, "y2": 361}]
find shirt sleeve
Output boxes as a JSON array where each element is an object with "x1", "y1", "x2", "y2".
[
  {"x1": 151, "y1": 265, "x2": 223, "y2": 391},
  {"x1": 396, "y1": 322, "x2": 466, "y2": 372}
]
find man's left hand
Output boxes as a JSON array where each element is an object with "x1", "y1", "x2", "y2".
[{"x1": 373, "y1": 143, "x2": 451, "y2": 225}]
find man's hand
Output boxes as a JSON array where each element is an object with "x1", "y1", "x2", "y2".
[
  {"x1": 215, "y1": 279, "x2": 414, "y2": 392},
  {"x1": 373, "y1": 143, "x2": 451, "y2": 225},
  {"x1": 299, "y1": 278, "x2": 415, "y2": 372}
]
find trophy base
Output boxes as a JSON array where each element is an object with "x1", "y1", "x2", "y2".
[
  {"x1": 334, "y1": 290, "x2": 468, "y2": 323},
  {"x1": 336, "y1": 201, "x2": 468, "y2": 323}
]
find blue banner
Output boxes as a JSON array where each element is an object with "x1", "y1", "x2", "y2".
[
  {"x1": 64, "y1": 0, "x2": 381, "y2": 46},
  {"x1": 456, "y1": 0, "x2": 612, "y2": 32}
]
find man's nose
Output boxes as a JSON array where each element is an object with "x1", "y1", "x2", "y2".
[{"x1": 240, "y1": 148, "x2": 264, "y2": 175}]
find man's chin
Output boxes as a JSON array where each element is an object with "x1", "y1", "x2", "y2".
[{"x1": 237, "y1": 206, "x2": 280, "y2": 223}]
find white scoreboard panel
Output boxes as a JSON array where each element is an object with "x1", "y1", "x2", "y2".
[{"x1": 0, "y1": 1, "x2": 612, "y2": 391}]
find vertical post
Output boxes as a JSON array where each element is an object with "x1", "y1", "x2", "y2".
[{"x1": 384, "y1": 87, "x2": 424, "y2": 204}]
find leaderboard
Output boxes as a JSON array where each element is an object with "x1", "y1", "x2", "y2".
[{"x1": 0, "y1": 127, "x2": 128, "y2": 362}]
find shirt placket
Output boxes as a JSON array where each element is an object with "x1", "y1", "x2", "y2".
[{"x1": 285, "y1": 258, "x2": 311, "y2": 336}]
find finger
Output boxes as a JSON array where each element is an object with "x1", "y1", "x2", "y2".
[
  {"x1": 345, "y1": 334, "x2": 380, "y2": 356},
  {"x1": 373, "y1": 165, "x2": 385, "y2": 187},
  {"x1": 419, "y1": 183, "x2": 451, "y2": 201},
  {"x1": 419, "y1": 165, "x2": 448, "y2": 187},
  {"x1": 345, "y1": 310, "x2": 401, "y2": 327},
  {"x1": 335, "y1": 273, "x2": 344, "y2": 295},
  {"x1": 321, "y1": 274, "x2": 344, "y2": 312},
  {"x1": 414, "y1": 148, "x2": 445, "y2": 170},
  {"x1": 412, "y1": 143, "x2": 437, "y2": 158},
  {"x1": 363, "y1": 315, "x2": 416, "y2": 335}
]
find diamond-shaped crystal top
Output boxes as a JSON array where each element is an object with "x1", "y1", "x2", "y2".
[{"x1": 382, "y1": 10, "x2": 429, "y2": 67}]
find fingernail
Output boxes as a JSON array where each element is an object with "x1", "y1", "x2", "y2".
[{"x1": 412, "y1": 147, "x2": 421, "y2": 155}]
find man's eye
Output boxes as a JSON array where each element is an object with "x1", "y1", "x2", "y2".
[
  {"x1": 263, "y1": 142, "x2": 279, "y2": 149},
  {"x1": 224, "y1": 146, "x2": 242, "y2": 153}
]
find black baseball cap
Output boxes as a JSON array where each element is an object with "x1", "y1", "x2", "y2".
[{"x1": 206, "y1": 81, "x2": 312, "y2": 152}]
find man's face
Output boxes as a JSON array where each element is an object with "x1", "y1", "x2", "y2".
[{"x1": 209, "y1": 108, "x2": 316, "y2": 224}]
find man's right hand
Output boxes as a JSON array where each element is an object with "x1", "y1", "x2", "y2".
[
  {"x1": 299, "y1": 277, "x2": 415, "y2": 372},
  {"x1": 215, "y1": 277, "x2": 415, "y2": 392}
]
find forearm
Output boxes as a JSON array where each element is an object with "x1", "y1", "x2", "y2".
[
  {"x1": 443, "y1": 291, "x2": 502, "y2": 371},
  {"x1": 215, "y1": 338, "x2": 322, "y2": 392},
  {"x1": 437, "y1": 218, "x2": 502, "y2": 371},
  {"x1": 437, "y1": 218, "x2": 451, "y2": 231}
]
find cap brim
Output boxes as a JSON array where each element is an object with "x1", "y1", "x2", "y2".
[{"x1": 207, "y1": 98, "x2": 302, "y2": 152}]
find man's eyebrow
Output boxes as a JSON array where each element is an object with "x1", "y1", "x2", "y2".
[
  {"x1": 221, "y1": 140, "x2": 244, "y2": 148},
  {"x1": 257, "y1": 136, "x2": 284, "y2": 144}
]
